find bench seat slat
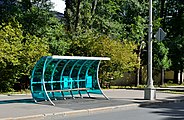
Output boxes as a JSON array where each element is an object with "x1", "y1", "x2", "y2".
[{"x1": 47, "y1": 88, "x2": 90, "y2": 92}]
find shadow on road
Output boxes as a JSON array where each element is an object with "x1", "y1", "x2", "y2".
[{"x1": 139, "y1": 96, "x2": 184, "y2": 120}]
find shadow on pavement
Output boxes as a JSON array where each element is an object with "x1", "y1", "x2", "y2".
[
  {"x1": 0, "y1": 98, "x2": 35, "y2": 104},
  {"x1": 39, "y1": 97, "x2": 133, "y2": 110}
]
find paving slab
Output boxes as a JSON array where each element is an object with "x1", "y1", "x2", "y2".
[{"x1": 0, "y1": 89, "x2": 184, "y2": 120}]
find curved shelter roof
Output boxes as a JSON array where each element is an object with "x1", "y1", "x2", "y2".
[{"x1": 30, "y1": 56, "x2": 110, "y2": 105}]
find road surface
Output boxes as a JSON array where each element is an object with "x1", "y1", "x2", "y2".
[{"x1": 39, "y1": 102, "x2": 184, "y2": 120}]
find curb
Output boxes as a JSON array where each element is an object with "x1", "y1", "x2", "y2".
[
  {"x1": 0, "y1": 103, "x2": 140, "y2": 120},
  {"x1": 1, "y1": 99, "x2": 184, "y2": 120},
  {"x1": 126, "y1": 88, "x2": 184, "y2": 92},
  {"x1": 139, "y1": 99, "x2": 184, "y2": 107}
]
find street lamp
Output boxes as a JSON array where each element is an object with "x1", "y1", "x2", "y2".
[{"x1": 144, "y1": 0, "x2": 156, "y2": 100}]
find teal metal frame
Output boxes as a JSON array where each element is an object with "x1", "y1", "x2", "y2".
[{"x1": 30, "y1": 56, "x2": 110, "y2": 106}]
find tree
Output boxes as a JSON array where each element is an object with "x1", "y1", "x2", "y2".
[
  {"x1": 17, "y1": 0, "x2": 54, "y2": 35},
  {"x1": 0, "y1": 0, "x2": 72, "y2": 91},
  {"x1": 0, "y1": 22, "x2": 23, "y2": 91},
  {"x1": 37, "y1": 17, "x2": 71, "y2": 55},
  {"x1": 66, "y1": 31, "x2": 139, "y2": 82},
  {"x1": 19, "y1": 36, "x2": 49, "y2": 90},
  {"x1": 0, "y1": 22, "x2": 49, "y2": 92},
  {"x1": 157, "y1": 0, "x2": 184, "y2": 84},
  {"x1": 0, "y1": 0, "x2": 20, "y2": 23},
  {"x1": 153, "y1": 41, "x2": 171, "y2": 85},
  {"x1": 129, "y1": 16, "x2": 147, "y2": 86},
  {"x1": 167, "y1": 36, "x2": 184, "y2": 84}
]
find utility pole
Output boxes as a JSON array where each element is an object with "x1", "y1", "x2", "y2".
[{"x1": 144, "y1": 0, "x2": 156, "y2": 100}]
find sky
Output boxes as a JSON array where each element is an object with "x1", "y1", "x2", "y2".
[{"x1": 51, "y1": 0, "x2": 65, "y2": 13}]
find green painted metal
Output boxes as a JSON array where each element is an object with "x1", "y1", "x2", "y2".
[
  {"x1": 30, "y1": 56, "x2": 110, "y2": 105},
  {"x1": 77, "y1": 60, "x2": 88, "y2": 88},
  {"x1": 42, "y1": 58, "x2": 55, "y2": 105}
]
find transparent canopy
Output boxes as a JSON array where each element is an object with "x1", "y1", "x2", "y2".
[{"x1": 30, "y1": 56, "x2": 110, "y2": 105}]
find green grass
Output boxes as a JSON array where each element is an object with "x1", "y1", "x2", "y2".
[
  {"x1": 106, "y1": 84, "x2": 184, "y2": 89},
  {"x1": 160, "y1": 90, "x2": 184, "y2": 94},
  {"x1": 109, "y1": 86, "x2": 132, "y2": 89},
  {"x1": 108, "y1": 85, "x2": 146, "y2": 89},
  {"x1": 160, "y1": 83, "x2": 184, "y2": 88}
]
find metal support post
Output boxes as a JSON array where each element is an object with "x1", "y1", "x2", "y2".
[{"x1": 144, "y1": 0, "x2": 156, "y2": 100}]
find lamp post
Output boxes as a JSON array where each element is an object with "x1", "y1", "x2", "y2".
[{"x1": 144, "y1": 0, "x2": 156, "y2": 100}]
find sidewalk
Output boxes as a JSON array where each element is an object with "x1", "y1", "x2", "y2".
[{"x1": 0, "y1": 89, "x2": 184, "y2": 120}]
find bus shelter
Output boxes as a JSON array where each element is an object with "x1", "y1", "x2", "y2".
[{"x1": 30, "y1": 56, "x2": 110, "y2": 106}]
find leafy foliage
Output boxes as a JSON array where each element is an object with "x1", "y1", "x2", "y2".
[
  {"x1": 67, "y1": 31, "x2": 138, "y2": 80},
  {"x1": 1, "y1": 0, "x2": 184, "y2": 91},
  {"x1": 0, "y1": 22, "x2": 49, "y2": 92},
  {"x1": 0, "y1": 22, "x2": 23, "y2": 91},
  {"x1": 37, "y1": 17, "x2": 71, "y2": 55},
  {"x1": 153, "y1": 41, "x2": 171, "y2": 70}
]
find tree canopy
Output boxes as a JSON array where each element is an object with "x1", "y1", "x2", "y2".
[{"x1": 0, "y1": 0, "x2": 183, "y2": 91}]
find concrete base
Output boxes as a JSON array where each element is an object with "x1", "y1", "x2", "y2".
[{"x1": 144, "y1": 88, "x2": 156, "y2": 100}]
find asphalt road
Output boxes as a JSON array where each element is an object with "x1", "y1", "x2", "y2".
[{"x1": 41, "y1": 102, "x2": 184, "y2": 120}]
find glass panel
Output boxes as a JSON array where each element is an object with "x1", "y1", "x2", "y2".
[
  {"x1": 32, "y1": 83, "x2": 42, "y2": 91},
  {"x1": 32, "y1": 58, "x2": 45, "y2": 83},
  {"x1": 44, "y1": 60, "x2": 58, "y2": 82},
  {"x1": 79, "y1": 61, "x2": 91, "y2": 79},
  {"x1": 53, "y1": 83, "x2": 60, "y2": 90},
  {"x1": 62, "y1": 60, "x2": 76, "y2": 76},
  {"x1": 45, "y1": 83, "x2": 52, "y2": 90},
  {"x1": 88, "y1": 60, "x2": 99, "y2": 89},
  {"x1": 71, "y1": 60, "x2": 85, "y2": 79},
  {"x1": 53, "y1": 60, "x2": 67, "y2": 82}
]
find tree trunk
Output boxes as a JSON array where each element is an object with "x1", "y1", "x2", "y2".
[
  {"x1": 160, "y1": 0, "x2": 166, "y2": 29},
  {"x1": 75, "y1": 0, "x2": 81, "y2": 31},
  {"x1": 136, "y1": 68, "x2": 140, "y2": 87},
  {"x1": 160, "y1": 68, "x2": 165, "y2": 86},
  {"x1": 136, "y1": 49, "x2": 141, "y2": 87},
  {"x1": 135, "y1": 41, "x2": 145, "y2": 87},
  {"x1": 160, "y1": 0, "x2": 165, "y2": 18},
  {"x1": 91, "y1": 0, "x2": 98, "y2": 16},
  {"x1": 139, "y1": 66, "x2": 142, "y2": 84},
  {"x1": 65, "y1": 0, "x2": 72, "y2": 31},
  {"x1": 180, "y1": 69, "x2": 183, "y2": 85},
  {"x1": 90, "y1": 0, "x2": 98, "y2": 28}
]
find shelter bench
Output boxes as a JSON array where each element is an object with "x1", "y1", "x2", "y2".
[
  {"x1": 47, "y1": 87, "x2": 91, "y2": 100},
  {"x1": 30, "y1": 56, "x2": 110, "y2": 106}
]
